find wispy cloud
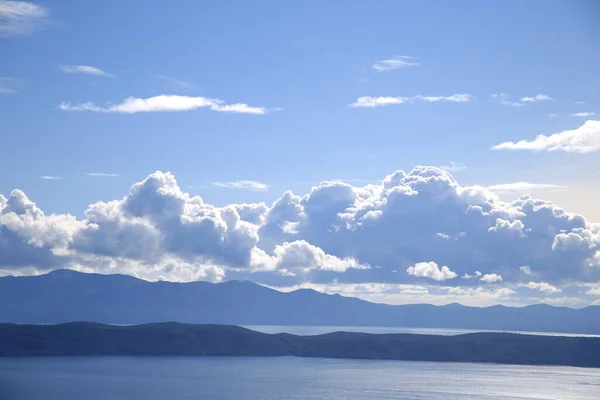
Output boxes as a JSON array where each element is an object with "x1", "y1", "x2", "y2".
[
  {"x1": 87, "y1": 172, "x2": 119, "y2": 177},
  {"x1": 40, "y1": 175, "x2": 62, "y2": 180},
  {"x1": 156, "y1": 75, "x2": 193, "y2": 89},
  {"x1": 548, "y1": 113, "x2": 559, "y2": 117},
  {"x1": 438, "y1": 162, "x2": 467, "y2": 172},
  {"x1": 518, "y1": 281, "x2": 561, "y2": 294},
  {"x1": 213, "y1": 180, "x2": 268, "y2": 191},
  {"x1": 349, "y1": 94, "x2": 473, "y2": 108},
  {"x1": 491, "y1": 93, "x2": 552, "y2": 107},
  {"x1": 0, "y1": 76, "x2": 20, "y2": 94},
  {"x1": 0, "y1": 0, "x2": 47, "y2": 37},
  {"x1": 492, "y1": 120, "x2": 600, "y2": 153},
  {"x1": 372, "y1": 56, "x2": 419, "y2": 72},
  {"x1": 520, "y1": 94, "x2": 553, "y2": 103},
  {"x1": 59, "y1": 65, "x2": 113, "y2": 77},
  {"x1": 59, "y1": 94, "x2": 275, "y2": 115},
  {"x1": 487, "y1": 182, "x2": 565, "y2": 193},
  {"x1": 571, "y1": 112, "x2": 596, "y2": 117},
  {"x1": 490, "y1": 93, "x2": 525, "y2": 107}
]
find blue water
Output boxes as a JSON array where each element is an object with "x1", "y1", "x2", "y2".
[
  {"x1": 1, "y1": 357, "x2": 599, "y2": 399},
  {"x1": 243, "y1": 324, "x2": 600, "y2": 337}
]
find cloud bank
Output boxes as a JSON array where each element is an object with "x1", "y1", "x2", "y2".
[
  {"x1": 492, "y1": 120, "x2": 600, "y2": 153},
  {"x1": 1, "y1": 166, "x2": 599, "y2": 306}
]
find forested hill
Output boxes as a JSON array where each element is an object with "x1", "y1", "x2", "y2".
[{"x1": 1, "y1": 322, "x2": 600, "y2": 368}]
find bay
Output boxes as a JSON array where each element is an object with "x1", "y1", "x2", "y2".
[{"x1": 1, "y1": 356, "x2": 599, "y2": 400}]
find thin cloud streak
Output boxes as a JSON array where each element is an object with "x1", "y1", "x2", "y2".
[
  {"x1": 372, "y1": 56, "x2": 419, "y2": 71},
  {"x1": 487, "y1": 182, "x2": 565, "y2": 193},
  {"x1": 40, "y1": 175, "x2": 62, "y2": 180},
  {"x1": 520, "y1": 94, "x2": 553, "y2": 103},
  {"x1": 213, "y1": 180, "x2": 269, "y2": 191},
  {"x1": 87, "y1": 172, "x2": 119, "y2": 177},
  {"x1": 59, "y1": 94, "x2": 274, "y2": 115},
  {"x1": 349, "y1": 94, "x2": 473, "y2": 108},
  {"x1": 59, "y1": 65, "x2": 113, "y2": 77},
  {"x1": 438, "y1": 162, "x2": 467, "y2": 172}
]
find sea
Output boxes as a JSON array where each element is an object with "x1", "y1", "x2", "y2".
[{"x1": 1, "y1": 325, "x2": 599, "y2": 399}]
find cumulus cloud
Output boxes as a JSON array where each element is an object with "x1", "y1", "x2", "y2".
[
  {"x1": 407, "y1": 261, "x2": 457, "y2": 281},
  {"x1": 213, "y1": 181, "x2": 269, "y2": 192},
  {"x1": 0, "y1": 1, "x2": 47, "y2": 37},
  {"x1": 1, "y1": 166, "x2": 599, "y2": 300},
  {"x1": 59, "y1": 94, "x2": 275, "y2": 115},
  {"x1": 372, "y1": 56, "x2": 419, "y2": 71},
  {"x1": 492, "y1": 120, "x2": 600, "y2": 153},
  {"x1": 480, "y1": 273, "x2": 503, "y2": 283},
  {"x1": 518, "y1": 281, "x2": 561, "y2": 294},
  {"x1": 349, "y1": 94, "x2": 473, "y2": 108},
  {"x1": 59, "y1": 65, "x2": 113, "y2": 77}
]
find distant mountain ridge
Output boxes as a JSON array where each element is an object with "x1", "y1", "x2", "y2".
[
  {"x1": 1, "y1": 269, "x2": 599, "y2": 334},
  {"x1": 2, "y1": 322, "x2": 600, "y2": 368}
]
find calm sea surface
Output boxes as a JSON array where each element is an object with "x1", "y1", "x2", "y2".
[
  {"x1": 1, "y1": 356, "x2": 599, "y2": 400},
  {"x1": 243, "y1": 324, "x2": 600, "y2": 337}
]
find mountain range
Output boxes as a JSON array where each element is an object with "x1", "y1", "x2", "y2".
[{"x1": 1, "y1": 269, "x2": 599, "y2": 334}]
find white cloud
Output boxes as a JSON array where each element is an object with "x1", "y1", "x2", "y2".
[
  {"x1": 480, "y1": 273, "x2": 503, "y2": 283},
  {"x1": 0, "y1": 0, "x2": 47, "y2": 37},
  {"x1": 40, "y1": 175, "x2": 61, "y2": 180},
  {"x1": 487, "y1": 182, "x2": 565, "y2": 193},
  {"x1": 413, "y1": 94, "x2": 473, "y2": 103},
  {"x1": 571, "y1": 112, "x2": 596, "y2": 117},
  {"x1": 349, "y1": 94, "x2": 473, "y2": 108},
  {"x1": 438, "y1": 162, "x2": 467, "y2": 172},
  {"x1": 348, "y1": 96, "x2": 407, "y2": 108},
  {"x1": 1, "y1": 166, "x2": 599, "y2": 295},
  {"x1": 213, "y1": 181, "x2": 268, "y2": 192},
  {"x1": 492, "y1": 120, "x2": 600, "y2": 153},
  {"x1": 520, "y1": 94, "x2": 553, "y2": 103},
  {"x1": 87, "y1": 172, "x2": 119, "y2": 177},
  {"x1": 407, "y1": 261, "x2": 457, "y2": 281},
  {"x1": 59, "y1": 94, "x2": 273, "y2": 115},
  {"x1": 372, "y1": 56, "x2": 419, "y2": 71},
  {"x1": 520, "y1": 265, "x2": 532, "y2": 275},
  {"x1": 518, "y1": 281, "x2": 561, "y2": 294},
  {"x1": 548, "y1": 113, "x2": 559, "y2": 117},
  {"x1": 59, "y1": 65, "x2": 113, "y2": 77}
]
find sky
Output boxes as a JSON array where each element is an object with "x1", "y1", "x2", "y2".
[{"x1": 1, "y1": 0, "x2": 600, "y2": 307}]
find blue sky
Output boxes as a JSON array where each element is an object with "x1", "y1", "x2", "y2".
[{"x1": 1, "y1": 1, "x2": 600, "y2": 306}]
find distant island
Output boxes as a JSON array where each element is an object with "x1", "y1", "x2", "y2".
[
  {"x1": 1, "y1": 270, "x2": 599, "y2": 334},
  {"x1": 1, "y1": 322, "x2": 600, "y2": 368}
]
